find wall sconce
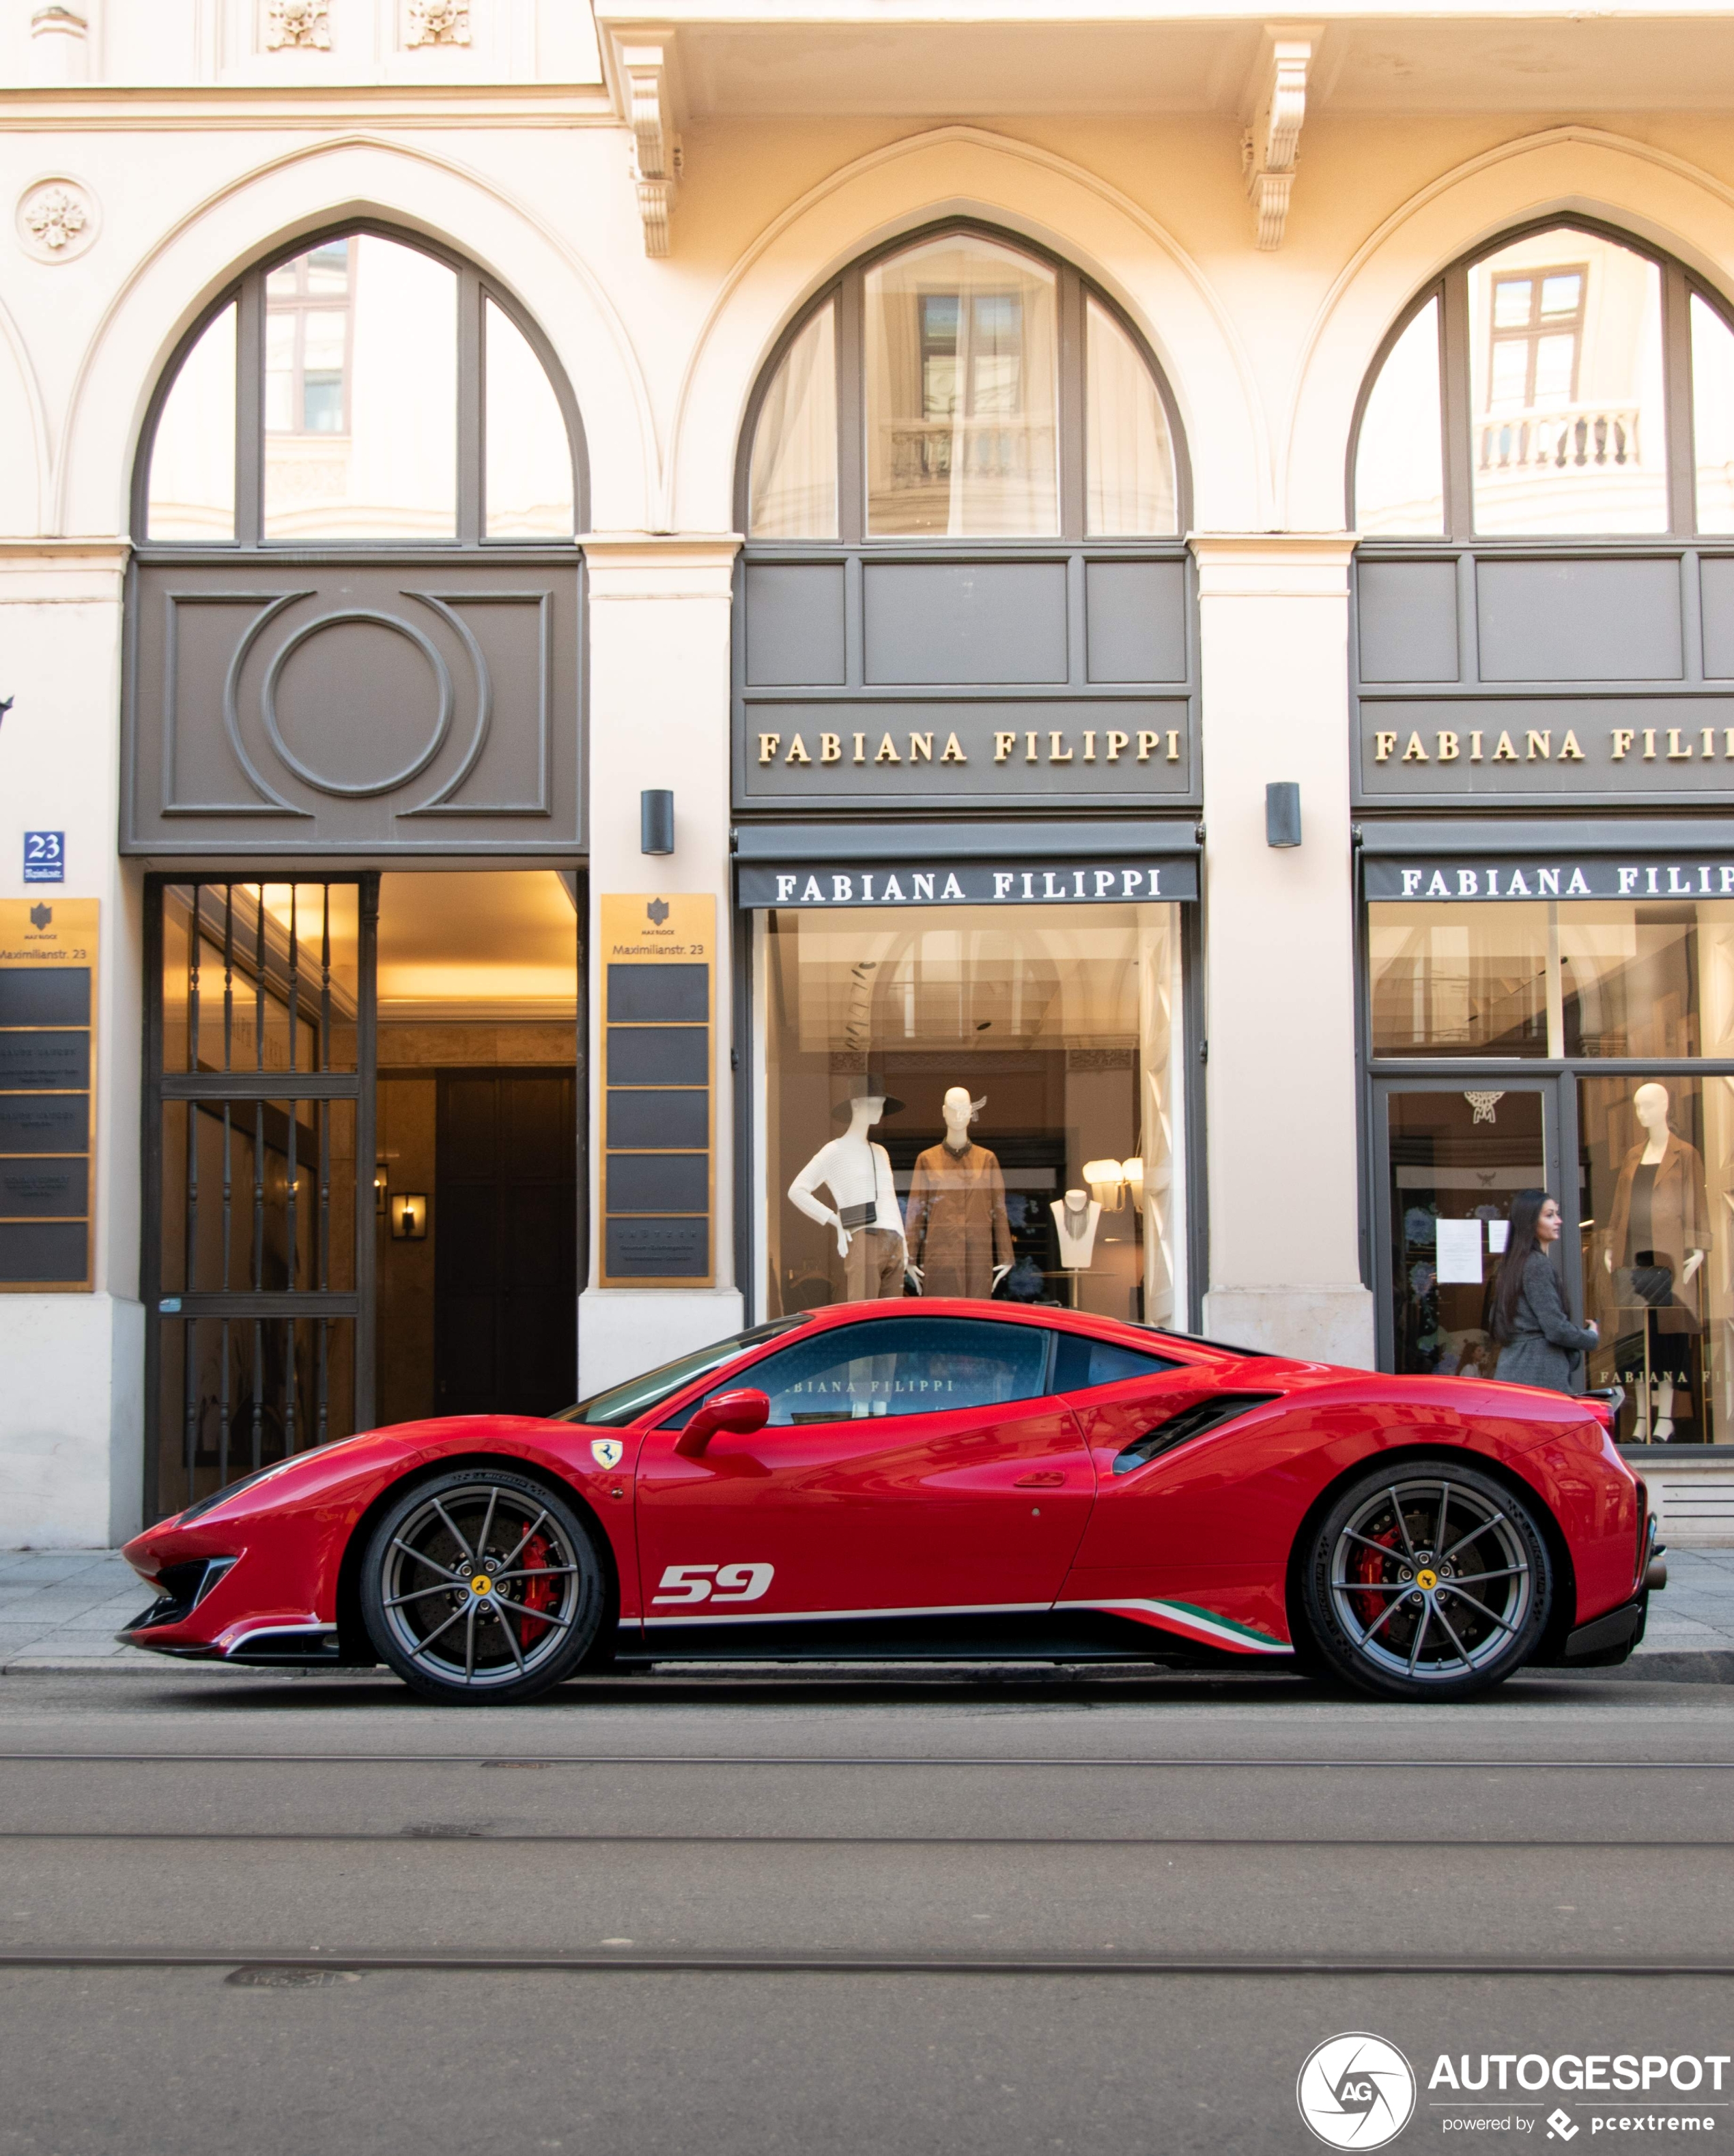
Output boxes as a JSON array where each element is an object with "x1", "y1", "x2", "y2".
[
  {"x1": 374, "y1": 1166, "x2": 389, "y2": 1218},
  {"x1": 1265, "y1": 781, "x2": 1303, "y2": 848},
  {"x1": 1081, "y1": 1159, "x2": 1126, "y2": 1212},
  {"x1": 641, "y1": 789, "x2": 674, "y2": 855},
  {"x1": 391, "y1": 1194, "x2": 428, "y2": 1240}
]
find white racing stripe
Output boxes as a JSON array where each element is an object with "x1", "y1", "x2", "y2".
[{"x1": 640, "y1": 1600, "x2": 1052, "y2": 1630}]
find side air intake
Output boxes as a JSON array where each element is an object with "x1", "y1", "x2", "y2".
[{"x1": 1111, "y1": 1392, "x2": 1283, "y2": 1476}]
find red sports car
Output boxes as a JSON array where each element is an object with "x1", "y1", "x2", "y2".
[{"x1": 119, "y1": 1300, "x2": 1662, "y2": 1704}]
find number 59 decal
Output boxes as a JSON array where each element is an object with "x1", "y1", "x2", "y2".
[{"x1": 653, "y1": 1562, "x2": 774, "y2": 1605}]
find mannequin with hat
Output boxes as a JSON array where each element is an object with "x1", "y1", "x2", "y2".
[{"x1": 787, "y1": 1078, "x2": 909, "y2": 1301}]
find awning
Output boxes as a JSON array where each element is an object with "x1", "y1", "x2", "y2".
[
  {"x1": 733, "y1": 819, "x2": 1199, "y2": 908},
  {"x1": 1359, "y1": 818, "x2": 1734, "y2": 901}
]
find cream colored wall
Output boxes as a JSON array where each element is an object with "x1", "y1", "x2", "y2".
[{"x1": 8, "y1": 29, "x2": 1734, "y2": 1523}]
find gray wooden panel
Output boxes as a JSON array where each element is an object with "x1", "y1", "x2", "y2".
[
  {"x1": 1701, "y1": 557, "x2": 1734, "y2": 678},
  {"x1": 125, "y1": 557, "x2": 581, "y2": 855},
  {"x1": 1084, "y1": 560, "x2": 1187, "y2": 682},
  {"x1": 744, "y1": 564, "x2": 846, "y2": 687},
  {"x1": 0, "y1": 1158, "x2": 88, "y2": 1217},
  {"x1": 607, "y1": 1153, "x2": 709, "y2": 1214},
  {"x1": 1476, "y1": 558, "x2": 1682, "y2": 680},
  {"x1": 0, "y1": 1220, "x2": 86, "y2": 1283},
  {"x1": 606, "y1": 964, "x2": 709, "y2": 1023},
  {"x1": 0, "y1": 970, "x2": 89, "y2": 1026},
  {"x1": 605, "y1": 1217, "x2": 709, "y2": 1279},
  {"x1": 863, "y1": 562, "x2": 1067, "y2": 684},
  {"x1": 607, "y1": 1026, "x2": 709, "y2": 1085},
  {"x1": 0, "y1": 1095, "x2": 87, "y2": 1154},
  {"x1": 1357, "y1": 561, "x2": 1460, "y2": 683},
  {"x1": 607, "y1": 1089, "x2": 709, "y2": 1149}
]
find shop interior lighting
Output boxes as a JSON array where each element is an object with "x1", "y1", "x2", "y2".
[{"x1": 1082, "y1": 1159, "x2": 1126, "y2": 1211}]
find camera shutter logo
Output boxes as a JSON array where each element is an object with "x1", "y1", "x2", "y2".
[{"x1": 1296, "y1": 2033, "x2": 1417, "y2": 2149}]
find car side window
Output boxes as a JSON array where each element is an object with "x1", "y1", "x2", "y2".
[
  {"x1": 677, "y1": 1317, "x2": 1054, "y2": 1428},
  {"x1": 1051, "y1": 1336, "x2": 1183, "y2": 1392}
]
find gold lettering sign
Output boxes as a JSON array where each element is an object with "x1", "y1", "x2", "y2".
[
  {"x1": 0, "y1": 899, "x2": 98, "y2": 1293},
  {"x1": 599, "y1": 894, "x2": 714, "y2": 1291}
]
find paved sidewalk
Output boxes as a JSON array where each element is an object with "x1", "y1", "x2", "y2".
[{"x1": 2, "y1": 1544, "x2": 1732, "y2": 1671}]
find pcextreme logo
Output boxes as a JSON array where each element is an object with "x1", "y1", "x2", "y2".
[{"x1": 1298, "y1": 2034, "x2": 1418, "y2": 2149}]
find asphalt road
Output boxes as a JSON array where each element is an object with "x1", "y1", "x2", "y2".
[{"x1": 1, "y1": 1661, "x2": 1731, "y2": 2156}]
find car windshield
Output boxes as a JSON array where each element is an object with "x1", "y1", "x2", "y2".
[{"x1": 550, "y1": 1317, "x2": 813, "y2": 1427}]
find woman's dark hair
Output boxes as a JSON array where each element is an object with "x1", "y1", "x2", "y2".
[{"x1": 1489, "y1": 1188, "x2": 1551, "y2": 1342}]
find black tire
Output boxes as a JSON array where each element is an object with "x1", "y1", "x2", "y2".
[
  {"x1": 360, "y1": 1467, "x2": 605, "y2": 1705},
  {"x1": 1298, "y1": 1458, "x2": 1552, "y2": 1701}
]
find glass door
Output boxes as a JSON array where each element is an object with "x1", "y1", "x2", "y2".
[{"x1": 1371, "y1": 1081, "x2": 1561, "y2": 1378}]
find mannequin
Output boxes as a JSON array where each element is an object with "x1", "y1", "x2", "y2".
[
  {"x1": 905, "y1": 1087, "x2": 1014, "y2": 1298},
  {"x1": 787, "y1": 1081, "x2": 908, "y2": 1301},
  {"x1": 1603, "y1": 1081, "x2": 1709, "y2": 1440},
  {"x1": 1051, "y1": 1188, "x2": 1103, "y2": 1268}
]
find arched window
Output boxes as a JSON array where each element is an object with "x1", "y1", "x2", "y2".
[
  {"x1": 1351, "y1": 220, "x2": 1734, "y2": 539},
  {"x1": 139, "y1": 225, "x2": 583, "y2": 546},
  {"x1": 741, "y1": 225, "x2": 1184, "y2": 542}
]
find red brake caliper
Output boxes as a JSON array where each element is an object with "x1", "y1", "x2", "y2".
[
  {"x1": 1349, "y1": 1529, "x2": 1401, "y2": 1630},
  {"x1": 515, "y1": 1534, "x2": 554, "y2": 1648}
]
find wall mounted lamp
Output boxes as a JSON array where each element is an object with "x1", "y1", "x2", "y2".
[
  {"x1": 391, "y1": 1194, "x2": 428, "y2": 1240},
  {"x1": 641, "y1": 789, "x2": 674, "y2": 855},
  {"x1": 1080, "y1": 1158, "x2": 1146, "y2": 1212},
  {"x1": 1266, "y1": 781, "x2": 1302, "y2": 848}
]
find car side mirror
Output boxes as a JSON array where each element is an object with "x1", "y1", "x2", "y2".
[{"x1": 674, "y1": 1388, "x2": 771, "y2": 1458}]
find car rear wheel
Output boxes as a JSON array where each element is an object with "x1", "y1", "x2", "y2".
[
  {"x1": 1299, "y1": 1459, "x2": 1552, "y2": 1701},
  {"x1": 360, "y1": 1469, "x2": 605, "y2": 1704}
]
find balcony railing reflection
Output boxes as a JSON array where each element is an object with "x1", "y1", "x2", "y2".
[{"x1": 1478, "y1": 403, "x2": 1643, "y2": 474}]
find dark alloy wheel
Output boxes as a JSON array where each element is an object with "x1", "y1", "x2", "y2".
[
  {"x1": 1299, "y1": 1458, "x2": 1552, "y2": 1701},
  {"x1": 360, "y1": 1469, "x2": 605, "y2": 1704}
]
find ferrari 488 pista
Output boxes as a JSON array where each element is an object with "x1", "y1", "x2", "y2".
[{"x1": 119, "y1": 1300, "x2": 1662, "y2": 1704}]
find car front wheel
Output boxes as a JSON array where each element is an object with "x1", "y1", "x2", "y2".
[
  {"x1": 1299, "y1": 1458, "x2": 1552, "y2": 1701},
  {"x1": 360, "y1": 1468, "x2": 605, "y2": 1704}
]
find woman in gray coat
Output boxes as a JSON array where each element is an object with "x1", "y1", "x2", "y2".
[{"x1": 1490, "y1": 1188, "x2": 1600, "y2": 1394}]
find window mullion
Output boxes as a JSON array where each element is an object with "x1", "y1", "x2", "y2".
[
  {"x1": 457, "y1": 265, "x2": 482, "y2": 547},
  {"x1": 838, "y1": 272, "x2": 864, "y2": 544},
  {"x1": 1440, "y1": 271, "x2": 1475, "y2": 541},
  {"x1": 1665, "y1": 260, "x2": 1696, "y2": 536},
  {"x1": 1059, "y1": 267, "x2": 1085, "y2": 541},
  {"x1": 235, "y1": 274, "x2": 264, "y2": 547}
]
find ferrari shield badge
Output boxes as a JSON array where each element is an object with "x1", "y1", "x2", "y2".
[{"x1": 590, "y1": 1438, "x2": 625, "y2": 1471}]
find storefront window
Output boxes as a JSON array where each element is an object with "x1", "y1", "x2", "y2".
[
  {"x1": 756, "y1": 902, "x2": 1185, "y2": 1325},
  {"x1": 1580, "y1": 1074, "x2": 1731, "y2": 1443},
  {"x1": 1370, "y1": 899, "x2": 1734, "y2": 1059}
]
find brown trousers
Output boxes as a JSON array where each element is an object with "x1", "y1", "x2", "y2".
[{"x1": 843, "y1": 1226, "x2": 906, "y2": 1300}]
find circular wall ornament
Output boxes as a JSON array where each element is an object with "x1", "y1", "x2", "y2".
[
  {"x1": 261, "y1": 609, "x2": 455, "y2": 798},
  {"x1": 16, "y1": 176, "x2": 98, "y2": 263}
]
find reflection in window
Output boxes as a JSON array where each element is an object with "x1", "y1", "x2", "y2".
[
  {"x1": 1468, "y1": 228, "x2": 1666, "y2": 534},
  {"x1": 737, "y1": 1316, "x2": 1052, "y2": 1424},
  {"x1": 1371, "y1": 898, "x2": 1734, "y2": 1061},
  {"x1": 865, "y1": 235, "x2": 1057, "y2": 536},
  {"x1": 759, "y1": 902, "x2": 1184, "y2": 1326},
  {"x1": 1579, "y1": 1073, "x2": 1730, "y2": 1445},
  {"x1": 1354, "y1": 299, "x2": 1445, "y2": 536},
  {"x1": 1084, "y1": 298, "x2": 1177, "y2": 535},
  {"x1": 748, "y1": 303, "x2": 838, "y2": 539},
  {"x1": 484, "y1": 299, "x2": 574, "y2": 538},
  {"x1": 1368, "y1": 904, "x2": 1550, "y2": 1057},
  {"x1": 146, "y1": 304, "x2": 237, "y2": 542},
  {"x1": 1692, "y1": 295, "x2": 1734, "y2": 536},
  {"x1": 263, "y1": 235, "x2": 457, "y2": 541}
]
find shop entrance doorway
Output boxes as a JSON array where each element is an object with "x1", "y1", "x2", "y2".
[
  {"x1": 1371, "y1": 1081, "x2": 1561, "y2": 1379},
  {"x1": 145, "y1": 870, "x2": 583, "y2": 1521}
]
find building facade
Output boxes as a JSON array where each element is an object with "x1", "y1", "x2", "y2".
[{"x1": 4, "y1": 0, "x2": 1734, "y2": 1545}]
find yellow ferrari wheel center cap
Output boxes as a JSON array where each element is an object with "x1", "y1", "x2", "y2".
[
  {"x1": 471, "y1": 1575, "x2": 493, "y2": 1595},
  {"x1": 1416, "y1": 1568, "x2": 1438, "y2": 1592}
]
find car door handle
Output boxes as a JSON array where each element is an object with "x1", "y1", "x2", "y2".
[{"x1": 1013, "y1": 1471, "x2": 1066, "y2": 1488}]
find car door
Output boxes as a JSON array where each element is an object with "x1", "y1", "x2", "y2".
[{"x1": 633, "y1": 1314, "x2": 1095, "y2": 1633}]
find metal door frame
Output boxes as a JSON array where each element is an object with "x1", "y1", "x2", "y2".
[
  {"x1": 1369, "y1": 1071, "x2": 1567, "y2": 1373},
  {"x1": 141, "y1": 873, "x2": 378, "y2": 1521}
]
